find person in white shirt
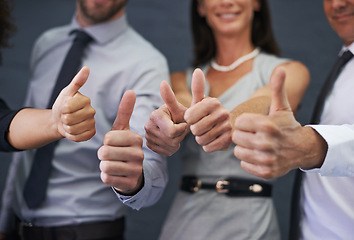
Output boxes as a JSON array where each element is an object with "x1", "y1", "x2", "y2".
[{"x1": 232, "y1": 0, "x2": 354, "y2": 239}]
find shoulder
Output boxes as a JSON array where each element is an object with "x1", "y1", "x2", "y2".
[
  {"x1": 125, "y1": 27, "x2": 167, "y2": 63},
  {"x1": 34, "y1": 25, "x2": 70, "y2": 47},
  {"x1": 256, "y1": 52, "x2": 289, "y2": 65},
  {"x1": 254, "y1": 52, "x2": 289, "y2": 76}
]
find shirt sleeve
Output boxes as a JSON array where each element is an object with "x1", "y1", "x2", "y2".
[
  {"x1": 0, "y1": 99, "x2": 21, "y2": 152},
  {"x1": 113, "y1": 53, "x2": 169, "y2": 210},
  {"x1": 302, "y1": 124, "x2": 354, "y2": 177}
]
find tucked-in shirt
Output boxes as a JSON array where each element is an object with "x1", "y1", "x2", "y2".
[
  {"x1": 0, "y1": 14, "x2": 168, "y2": 229},
  {"x1": 0, "y1": 98, "x2": 19, "y2": 152},
  {"x1": 300, "y1": 43, "x2": 354, "y2": 239}
]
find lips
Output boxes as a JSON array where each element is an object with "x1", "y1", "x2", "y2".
[
  {"x1": 332, "y1": 11, "x2": 354, "y2": 22},
  {"x1": 217, "y1": 12, "x2": 240, "y2": 20}
]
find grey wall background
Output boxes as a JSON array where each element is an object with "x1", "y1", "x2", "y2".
[{"x1": 0, "y1": 0, "x2": 343, "y2": 239}]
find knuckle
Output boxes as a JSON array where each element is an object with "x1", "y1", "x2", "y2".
[
  {"x1": 103, "y1": 132, "x2": 114, "y2": 145},
  {"x1": 134, "y1": 134, "x2": 144, "y2": 147},
  {"x1": 100, "y1": 172, "x2": 110, "y2": 185},
  {"x1": 98, "y1": 146, "x2": 109, "y2": 160},
  {"x1": 89, "y1": 107, "x2": 96, "y2": 116}
]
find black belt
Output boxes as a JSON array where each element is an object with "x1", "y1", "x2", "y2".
[
  {"x1": 180, "y1": 176, "x2": 272, "y2": 197},
  {"x1": 19, "y1": 218, "x2": 124, "y2": 240}
]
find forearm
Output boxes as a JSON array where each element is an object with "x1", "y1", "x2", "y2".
[
  {"x1": 230, "y1": 96, "x2": 271, "y2": 131},
  {"x1": 298, "y1": 126, "x2": 327, "y2": 170},
  {"x1": 7, "y1": 108, "x2": 62, "y2": 149},
  {"x1": 304, "y1": 124, "x2": 354, "y2": 176}
]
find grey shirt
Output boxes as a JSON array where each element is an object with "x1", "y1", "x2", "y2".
[
  {"x1": 159, "y1": 53, "x2": 287, "y2": 240},
  {"x1": 0, "y1": 14, "x2": 169, "y2": 229}
]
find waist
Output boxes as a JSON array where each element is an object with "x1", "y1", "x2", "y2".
[
  {"x1": 19, "y1": 218, "x2": 124, "y2": 240},
  {"x1": 180, "y1": 175, "x2": 272, "y2": 197}
]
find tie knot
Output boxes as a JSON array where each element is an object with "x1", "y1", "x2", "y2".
[
  {"x1": 73, "y1": 30, "x2": 94, "y2": 45},
  {"x1": 340, "y1": 50, "x2": 353, "y2": 63}
]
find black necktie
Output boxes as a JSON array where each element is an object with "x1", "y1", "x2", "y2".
[
  {"x1": 311, "y1": 50, "x2": 353, "y2": 124},
  {"x1": 288, "y1": 50, "x2": 353, "y2": 240},
  {"x1": 23, "y1": 30, "x2": 93, "y2": 209}
]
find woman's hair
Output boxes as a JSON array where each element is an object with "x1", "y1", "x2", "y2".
[
  {"x1": 0, "y1": 0, "x2": 16, "y2": 65},
  {"x1": 191, "y1": 0, "x2": 281, "y2": 67}
]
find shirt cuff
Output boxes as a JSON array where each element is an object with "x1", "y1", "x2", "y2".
[
  {"x1": 302, "y1": 124, "x2": 354, "y2": 176},
  {"x1": 0, "y1": 108, "x2": 23, "y2": 152},
  {"x1": 113, "y1": 169, "x2": 152, "y2": 210}
]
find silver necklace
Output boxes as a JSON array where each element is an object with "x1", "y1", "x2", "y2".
[{"x1": 211, "y1": 47, "x2": 260, "y2": 72}]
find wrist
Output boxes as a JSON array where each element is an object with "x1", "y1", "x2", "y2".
[
  {"x1": 299, "y1": 126, "x2": 328, "y2": 170},
  {"x1": 50, "y1": 110, "x2": 65, "y2": 140},
  {"x1": 114, "y1": 172, "x2": 145, "y2": 196}
]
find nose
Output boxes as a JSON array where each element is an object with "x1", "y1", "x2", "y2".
[
  {"x1": 220, "y1": 0, "x2": 234, "y2": 7},
  {"x1": 331, "y1": 0, "x2": 347, "y2": 9}
]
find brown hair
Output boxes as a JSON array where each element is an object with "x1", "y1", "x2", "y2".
[
  {"x1": 191, "y1": 0, "x2": 281, "y2": 67},
  {"x1": 0, "y1": 0, "x2": 16, "y2": 65}
]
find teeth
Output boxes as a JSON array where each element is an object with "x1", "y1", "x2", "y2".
[{"x1": 220, "y1": 13, "x2": 235, "y2": 19}]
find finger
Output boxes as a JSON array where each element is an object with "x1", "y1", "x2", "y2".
[
  {"x1": 64, "y1": 128, "x2": 96, "y2": 142},
  {"x1": 62, "y1": 66, "x2": 90, "y2": 97},
  {"x1": 160, "y1": 80, "x2": 184, "y2": 123},
  {"x1": 112, "y1": 90, "x2": 136, "y2": 130},
  {"x1": 200, "y1": 132, "x2": 231, "y2": 153},
  {"x1": 103, "y1": 129, "x2": 142, "y2": 149},
  {"x1": 269, "y1": 67, "x2": 291, "y2": 115},
  {"x1": 191, "y1": 68, "x2": 205, "y2": 105},
  {"x1": 61, "y1": 92, "x2": 91, "y2": 114},
  {"x1": 98, "y1": 144, "x2": 143, "y2": 163},
  {"x1": 240, "y1": 161, "x2": 266, "y2": 179}
]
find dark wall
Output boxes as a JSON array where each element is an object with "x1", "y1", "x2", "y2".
[{"x1": 0, "y1": 0, "x2": 343, "y2": 239}]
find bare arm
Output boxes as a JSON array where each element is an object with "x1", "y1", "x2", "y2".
[
  {"x1": 230, "y1": 61, "x2": 310, "y2": 130},
  {"x1": 6, "y1": 66, "x2": 96, "y2": 150},
  {"x1": 7, "y1": 108, "x2": 62, "y2": 149},
  {"x1": 170, "y1": 72, "x2": 192, "y2": 108}
]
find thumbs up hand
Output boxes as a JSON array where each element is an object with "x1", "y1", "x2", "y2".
[
  {"x1": 184, "y1": 68, "x2": 232, "y2": 152},
  {"x1": 145, "y1": 81, "x2": 189, "y2": 156},
  {"x1": 52, "y1": 66, "x2": 96, "y2": 142},
  {"x1": 232, "y1": 67, "x2": 305, "y2": 179},
  {"x1": 98, "y1": 90, "x2": 145, "y2": 195}
]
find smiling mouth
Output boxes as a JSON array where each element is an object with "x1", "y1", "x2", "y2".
[
  {"x1": 217, "y1": 13, "x2": 240, "y2": 19},
  {"x1": 333, "y1": 12, "x2": 354, "y2": 21}
]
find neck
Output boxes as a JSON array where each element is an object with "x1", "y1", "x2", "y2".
[
  {"x1": 344, "y1": 40, "x2": 353, "y2": 47},
  {"x1": 76, "y1": 6, "x2": 125, "y2": 28},
  {"x1": 213, "y1": 33, "x2": 254, "y2": 65}
]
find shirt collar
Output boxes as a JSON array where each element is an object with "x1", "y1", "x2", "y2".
[
  {"x1": 69, "y1": 13, "x2": 128, "y2": 45},
  {"x1": 340, "y1": 42, "x2": 354, "y2": 56}
]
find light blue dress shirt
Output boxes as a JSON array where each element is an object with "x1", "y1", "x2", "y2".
[{"x1": 0, "y1": 13, "x2": 169, "y2": 229}]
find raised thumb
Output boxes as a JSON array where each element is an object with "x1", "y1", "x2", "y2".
[
  {"x1": 62, "y1": 66, "x2": 90, "y2": 97},
  {"x1": 111, "y1": 90, "x2": 136, "y2": 130},
  {"x1": 191, "y1": 68, "x2": 205, "y2": 105},
  {"x1": 269, "y1": 67, "x2": 291, "y2": 115},
  {"x1": 160, "y1": 80, "x2": 184, "y2": 123}
]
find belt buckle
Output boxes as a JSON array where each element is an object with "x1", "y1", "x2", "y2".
[
  {"x1": 249, "y1": 184, "x2": 263, "y2": 193},
  {"x1": 216, "y1": 180, "x2": 229, "y2": 193},
  {"x1": 18, "y1": 222, "x2": 33, "y2": 238},
  {"x1": 191, "y1": 179, "x2": 202, "y2": 192}
]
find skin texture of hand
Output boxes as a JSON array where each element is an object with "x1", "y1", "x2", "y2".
[
  {"x1": 7, "y1": 66, "x2": 96, "y2": 150},
  {"x1": 232, "y1": 68, "x2": 327, "y2": 179},
  {"x1": 145, "y1": 80, "x2": 189, "y2": 156},
  {"x1": 184, "y1": 68, "x2": 232, "y2": 152},
  {"x1": 52, "y1": 66, "x2": 96, "y2": 142},
  {"x1": 98, "y1": 90, "x2": 145, "y2": 195}
]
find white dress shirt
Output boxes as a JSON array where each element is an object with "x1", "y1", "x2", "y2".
[{"x1": 300, "y1": 42, "x2": 354, "y2": 239}]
